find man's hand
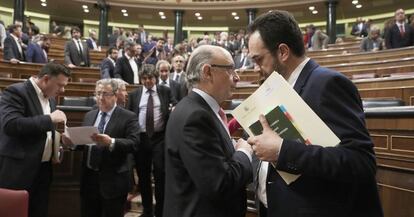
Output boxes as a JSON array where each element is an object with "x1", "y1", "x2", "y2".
[
  {"x1": 247, "y1": 115, "x2": 282, "y2": 162},
  {"x1": 67, "y1": 63, "x2": 76, "y2": 68},
  {"x1": 10, "y1": 58, "x2": 20, "y2": 64},
  {"x1": 91, "y1": 133, "x2": 112, "y2": 147},
  {"x1": 235, "y1": 138, "x2": 253, "y2": 156},
  {"x1": 61, "y1": 133, "x2": 74, "y2": 148},
  {"x1": 50, "y1": 110, "x2": 67, "y2": 123}
]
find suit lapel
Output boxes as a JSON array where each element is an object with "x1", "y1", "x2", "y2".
[
  {"x1": 293, "y1": 59, "x2": 318, "y2": 95},
  {"x1": 25, "y1": 80, "x2": 44, "y2": 115},
  {"x1": 188, "y1": 92, "x2": 234, "y2": 156},
  {"x1": 85, "y1": 109, "x2": 99, "y2": 126},
  {"x1": 104, "y1": 106, "x2": 118, "y2": 134},
  {"x1": 134, "y1": 86, "x2": 143, "y2": 115}
]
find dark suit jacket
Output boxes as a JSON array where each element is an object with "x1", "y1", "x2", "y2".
[
  {"x1": 234, "y1": 54, "x2": 254, "y2": 69},
  {"x1": 164, "y1": 92, "x2": 252, "y2": 217},
  {"x1": 350, "y1": 23, "x2": 368, "y2": 37},
  {"x1": 168, "y1": 79, "x2": 183, "y2": 101},
  {"x1": 80, "y1": 106, "x2": 139, "y2": 199},
  {"x1": 169, "y1": 72, "x2": 188, "y2": 99},
  {"x1": 114, "y1": 56, "x2": 141, "y2": 84},
  {"x1": 26, "y1": 42, "x2": 47, "y2": 63},
  {"x1": 127, "y1": 85, "x2": 176, "y2": 128},
  {"x1": 100, "y1": 57, "x2": 116, "y2": 78},
  {"x1": 265, "y1": 59, "x2": 383, "y2": 217},
  {"x1": 64, "y1": 40, "x2": 90, "y2": 67},
  {"x1": 385, "y1": 23, "x2": 414, "y2": 49},
  {"x1": 0, "y1": 80, "x2": 56, "y2": 189},
  {"x1": 86, "y1": 38, "x2": 98, "y2": 50},
  {"x1": 3, "y1": 35, "x2": 25, "y2": 61}
]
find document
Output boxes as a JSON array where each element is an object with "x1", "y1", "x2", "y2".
[
  {"x1": 231, "y1": 72, "x2": 340, "y2": 184},
  {"x1": 65, "y1": 126, "x2": 99, "y2": 145}
]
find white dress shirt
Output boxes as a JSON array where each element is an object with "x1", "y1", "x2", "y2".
[
  {"x1": 158, "y1": 78, "x2": 170, "y2": 87},
  {"x1": 30, "y1": 77, "x2": 52, "y2": 162},
  {"x1": 257, "y1": 57, "x2": 310, "y2": 207},
  {"x1": 172, "y1": 71, "x2": 182, "y2": 82},
  {"x1": 73, "y1": 38, "x2": 83, "y2": 53},
  {"x1": 125, "y1": 53, "x2": 139, "y2": 84},
  {"x1": 138, "y1": 86, "x2": 164, "y2": 133},
  {"x1": 11, "y1": 33, "x2": 23, "y2": 56}
]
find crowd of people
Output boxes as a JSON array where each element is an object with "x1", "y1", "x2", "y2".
[{"x1": 1, "y1": 7, "x2": 413, "y2": 217}]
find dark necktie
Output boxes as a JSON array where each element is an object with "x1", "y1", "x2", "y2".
[
  {"x1": 88, "y1": 112, "x2": 107, "y2": 170},
  {"x1": 77, "y1": 40, "x2": 84, "y2": 60},
  {"x1": 146, "y1": 90, "x2": 154, "y2": 137},
  {"x1": 400, "y1": 25, "x2": 405, "y2": 37},
  {"x1": 175, "y1": 74, "x2": 180, "y2": 82},
  {"x1": 162, "y1": 80, "x2": 167, "y2": 85}
]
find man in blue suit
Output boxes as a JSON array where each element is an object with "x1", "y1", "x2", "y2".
[
  {"x1": 27, "y1": 35, "x2": 51, "y2": 64},
  {"x1": 247, "y1": 10, "x2": 383, "y2": 217}
]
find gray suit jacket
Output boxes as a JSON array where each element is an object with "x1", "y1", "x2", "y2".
[{"x1": 64, "y1": 39, "x2": 90, "y2": 67}]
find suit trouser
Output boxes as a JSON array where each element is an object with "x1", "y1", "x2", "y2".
[
  {"x1": 135, "y1": 132, "x2": 165, "y2": 217},
  {"x1": 80, "y1": 168, "x2": 127, "y2": 217},
  {"x1": 29, "y1": 162, "x2": 52, "y2": 217}
]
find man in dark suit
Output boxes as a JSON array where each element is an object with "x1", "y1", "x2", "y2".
[
  {"x1": 144, "y1": 37, "x2": 167, "y2": 65},
  {"x1": 234, "y1": 45, "x2": 254, "y2": 70},
  {"x1": 137, "y1": 24, "x2": 149, "y2": 45},
  {"x1": 164, "y1": 45, "x2": 253, "y2": 217},
  {"x1": 246, "y1": 10, "x2": 383, "y2": 217},
  {"x1": 64, "y1": 26, "x2": 90, "y2": 68},
  {"x1": 0, "y1": 62, "x2": 71, "y2": 217},
  {"x1": 350, "y1": 17, "x2": 368, "y2": 37},
  {"x1": 385, "y1": 8, "x2": 414, "y2": 49},
  {"x1": 114, "y1": 41, "x2": 141, "y2": 84},
  {"x1": 127, "y1": 64, "x2": 176, "y2": 217},
  {"x1": 26, "y1": 35, "x2": 50, "y2": 64},
  {"x1": 3, "y1": 24, "x2": 25, "y2": 63},
  {"x1": 100, "y1": 47, "x2": 118, "y2": 78},
  {"x1": 62, "y1": 78, "x2": 139, "y2": 217},
  {"x1": 169, "y1": 54, "x2": 186, "y2": 83},
  {"x1": 156, "y1": 60, "x2": 183, "y2": 101},
  {"x1": 86, "y1": 30, "x2": 99, "y2": 51}
]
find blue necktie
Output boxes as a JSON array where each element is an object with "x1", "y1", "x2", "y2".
[{"x1": 88, "y1": 112, "x2": 107, "y2": 170}]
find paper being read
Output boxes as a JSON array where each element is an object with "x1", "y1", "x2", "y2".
[{"x1": 65, "y1": 126, "x2": 99, "y2": 145}]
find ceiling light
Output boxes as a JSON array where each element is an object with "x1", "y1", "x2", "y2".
[
  {"x1": 309, "y1": 6, "x2": 315, "y2": 11},
  {"x1": 161, "y1": 15, "x2": 166, "y2": 19},
  {"x1": 312, "y1": 10, "x2": 318, "y2": 14},
  {"x1": 231, "y1": 12, "x2": 237, "y2": 16},
  {"x1": 123, "y1": 13, "x2": 128, "y2": 17},
  {"x1": 234, "y1": 16, "x2": 240, "y2": 20},
  {"x1": 40, "y1": 0, "x2": 46, "y2": 2},
  {"x1": 41, "y1": 2, "x2": 47, "y2": 6},
  {"x1": 197, "y1": 16, "x2": 203, "y2": 20},
  {"x1": 84, "y1": 9, "x2": 89, "y2": 13},
  {"x1": 352, "y1": 0, "x2": 358, "y2": 5},
  {"x1": 159, "y1": 12, "x2": 164, "y2": 16},
  {"x1": 121, "y1": 9, "x2": 127, "y2": 13},
  {"x1": 82, "y1": 5, "x2": 88, "y2": 9},
  {"x1": 195, "y1": 12, "x2": 200, "y2": 17},
  {"x1": 356, "y1": 4, "x2": 362, "y2": 8}
]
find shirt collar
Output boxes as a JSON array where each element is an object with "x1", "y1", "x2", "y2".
[
  {"x1": 72, "y1": 38, "x2": 81, "y2": 43},
  {"x1": 287, "y1": 57, "x2": 310, "y2": 87},
  {"x1": 159, "y1": 79, "x2": 169, "y2": 85},
  {"x1": 100, "y1": 104, "x2": 117, "y2": 117},
  {"x1": 192, "y1": 88, "x2": 220, "y2": 114},
  {"x1": 143, "y1": 85, "x2": 157, "y2": 93},
  {"x1": 11, "y1": 33, "x2": 19, "y2": 41},
  {"x1": 29, "y1": 77, "x2": 47, "y2": 99},
  {"x1": 125, "y1": 53, "x2": 133, "y2": 60}
]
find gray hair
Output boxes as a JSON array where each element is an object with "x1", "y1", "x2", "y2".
[
  {"x1": 186, "y1": 45, "x2": 214, "y2": 87},
  {"x1": 156, "y1": 60, "x2": 171, "y2": 72},
  {"x1": 112, "y1": 78, "x2": 128, "y2": 90},
  {"x1": 96, "y1": 78, "x2": 119, "y2": 93},
  {"x1": 370, "y1": 25, "x2": 380, "y2": 34},
  {"x1": 124, "y1": 40, "x2": 137, "y2": 50}
]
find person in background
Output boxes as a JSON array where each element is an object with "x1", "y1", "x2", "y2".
[
  {"x1": 113, "y1": 78, "x2": 129, "y2": 108},
  {"x1": 27, "y1": 35, "x2": 51, "y2": 63},
  {"x1": 360, "y1": 26, "x2": 384, "y2": 52},
  {"x1": 0, "y1": 20, "x2": 6, "y2": 48},
  {"x1": 86, "y1": 29, "x2": 99, "y2": 51},
  {"x1": 156, "y1": 60, "x2": 182, "y2": 101},
  {"x1": 3, "y1": 24, "x2": 26, "y2": 63},
  {"x1": 100, "y1": 47, "x2": 119, "y2": 78},
  {"x1": 64, "y1": 26, "x2": 90, "y2": 68},
  {"x1": 385, "y1": 8, "x2": 414, "y2": 49}
]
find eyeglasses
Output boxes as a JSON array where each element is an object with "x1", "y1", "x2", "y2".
[
  {"x1": 95, "y1": 91, "x2": 115, "y2": 98},
  {"x1": 210, "y1": 64, "x2": 238, "y2": 77},
  {"x1": 175, "y1": 60, "x2": 184, "y2": 63}
]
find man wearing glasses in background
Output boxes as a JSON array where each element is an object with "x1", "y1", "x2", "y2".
[
  {"x1": 62, "y1": 78, "x2": 139, "y2": 217},
  {"x1": 164, "y1": 45, "x2": 253, "y2": 217}
]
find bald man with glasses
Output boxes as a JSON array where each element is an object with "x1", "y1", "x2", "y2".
[{"x1": 164, "y1": 45, "x2": 253, "y2": 217}]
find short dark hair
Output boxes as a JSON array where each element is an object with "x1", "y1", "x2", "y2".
[
  {"x1": 8, "y1": 24, "x2": 21, "y2": 34},
  {"x1": 38, "y1": 62, "x2": 71, "y2": 78},
  {"x1": 71, "y1": 26, "x2": 81, "y2": 35},
  {"x1": 139, "y1": 64, "x2": 158, "y2": 79},
  {"x1": 31, "y1": 25, "x2": 40, "y2": 35},
  {"x1": 247, "y1": 10, "x2": 305, "y2": 57},
  {"x1": 106, "y1": 47, "x2": 118, "y2": 56}
]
